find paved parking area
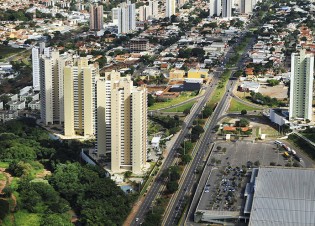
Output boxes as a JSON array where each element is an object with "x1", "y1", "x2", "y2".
[
  {"x1": 196, "y1": 140, "x2": 291, "y2": 218},
  {"x1": 213, "y1": 140, "x2": 288, "y2": 167}
]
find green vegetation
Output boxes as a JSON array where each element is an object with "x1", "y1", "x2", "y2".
[
  {"x1": 0, "y1": 162, "x2": 9, "y2": 168},
  {"x1": 149, "y1": 92, "x2": 197, "y2": 110},
  {"x1": 288, "y1": 134, "x2": 315, "y2": 160},
  {"x1": 0, "y1": 45, "x2": 25, "y2": 60},
  {"x1": 267, "y1": 79, "x2": 280, "y2": 86},
  {"x1": 301, "y1": 128, "x2": 315, "y2": 143},
  {"x1": 149, "y1": 115, "x2": 182, "y2": 135},
  {"x1": 0, "y1": 118, "x2": 132, "y2": 225},
  {"x1": 163, "y1": 101, "x2": 195, "y2": 113},
  {"x1": 208, "y1": 70, "x2": 232, "y2": 109},
  {"x1": 248, "y1": 91, "x2": 286, "y2": 107},
  {"x1": 228, "y1": 99, "x2": 261, "y2": 112}
]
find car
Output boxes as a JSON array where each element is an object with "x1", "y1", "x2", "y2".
[
  {"x1": 205, "y1": 189, "x2": 210, "y2": 193},
  {"x1": 136, "y1": 218, "x2": 139, "y2": 222}
]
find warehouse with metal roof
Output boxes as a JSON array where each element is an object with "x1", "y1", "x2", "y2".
[{"x1": 249, "y1": 167, "x2": 315, "y2": 226}]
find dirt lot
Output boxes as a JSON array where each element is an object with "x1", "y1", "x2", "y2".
[{"x1": 258, "y1": 83, "x2": 288, "y2": 100}]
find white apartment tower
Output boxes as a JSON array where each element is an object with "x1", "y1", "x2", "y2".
[
  {"x1": 240, "y1": 0, "x2": 252, "y2": 13},
  {"x1": 64, "y1": 58, "x2": 98, "y2": 137},
  {"x1": 40, "y1": 49, "x2": 70, "y2": 125},
  {"x1": 149, "y1": 0, "x2": 159, "y2": 19},
  {"x1": 222, "y1": 0, "x2": 232, "y2": 18},
  {"x1": 32, "y1": 43, "x2": 50, "y2": 91},
  {"x1": 166, "y1": 0, "x2": 176, "y2": 18},
  {"x1": 209, "y1": 0, "x2": 222, "y2": 17},
  {"x1": 32, "y1": 47, "x2": 40, "y2": 91},
  {"x1": 139, "y1": 5, "x2": 151, "y2": 21},
  {"x1": 96, "y1": 71, "x2": 147, "y2": 174},
  {"x1": 289, "y1": 50, "x2": 314, "y2": 121},
  {"x1": 115, "y1": 1, "x2": 136, "y2": 34}
]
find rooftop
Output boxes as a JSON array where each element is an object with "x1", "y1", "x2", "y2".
[{"x1": 249, "y1": 167, "x2": 315, "y2": 226}]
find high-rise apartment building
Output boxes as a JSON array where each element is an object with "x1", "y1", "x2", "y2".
[
  {"x1": 209, "y1": 0, "x2": 222, "y2": 17},
  {"x1": 32, "y1": 48, "x2": 40, "y2": 91},
  {"x1": 32, "y1": 43, "x2": 50, "y2": 91},
  {"x1": 64, "y1": 58, "x2": 98, "y2": 137},
  {"x1": 114, "y1": 1, "x2": 136, "y2": 34},
  {"x1": 139, "y1": 5, "x2": 151, "y2": 21},
  {"x1": 40, "y1": 49, "x2": 70, "y2": 125},
  {"x1": 240, "y1": 0, "x2": 252, "y2": 13},
  {"x1": 96, "y1": 71, "x2": 147, "y2": 174},
  {"x1": 222, "y1": 0, "x2": 232, "y2": 18},
  {"x1": 165, "y1": 0, "x2": 176, "y2": 18},
  {"x1": 149, "y1": 0, "x2": 159, "y2": 19},
  {"x1": 89, "y1": 4, "x2": 104, "y2": 31},
  {"x1": 289, "y1": 50, "x2": 314, "y2": 121}
]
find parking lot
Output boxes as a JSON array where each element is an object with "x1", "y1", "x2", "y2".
[{"x1": 196, "y1": 140, "x2": 298, "y2": 216}]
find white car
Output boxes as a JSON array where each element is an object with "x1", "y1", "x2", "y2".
[{"x1": 136, "y1": 218, "x2": 139, "y2": 222}]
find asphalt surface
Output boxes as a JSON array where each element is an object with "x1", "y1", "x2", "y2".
[
  {"x1": 131, "y1": 29, "x2": 255, "y2": 225},
  {"x1": 162, "y1": 34, "x2": 256, "y2": 225},
  {"x1": 130, "y1": 73, "x2": 220, "y2": 226}
]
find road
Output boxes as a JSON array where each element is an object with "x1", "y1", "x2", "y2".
[
  {"x1": 131, "y1": 73, "x2": 220, "y2": 226},
  {"x1": 130, "y1": 31, "x2": 253, "y2": 225},
  {"x1": 163, "y1": 35, "x2": 257, "y2": 225}
]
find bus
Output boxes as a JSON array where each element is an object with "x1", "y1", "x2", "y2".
[{"x1": 283, "y1": 152, "x2": 290, "y2": 158}]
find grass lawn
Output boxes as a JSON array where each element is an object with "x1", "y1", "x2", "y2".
[
  {"x1": 208, "y1": 70, "x2": 232, "y2": 109},
  {"x1": 0, "y1": 45, "x2": 24, "y2": 60},
  {"x1": 301, "y1": 133, "x2": 315, "y2": 143},
  {"x1": 163, "y1": 100, "x2": 196, "y2": 113},
  {"x1": 0, "y1": 173, "x2": 6, "y2": 181},
  {"x1": 14, "y1": 211, "x2": 41, "y2": 226},
  {"x1": 228, "y1": 99, "x2": 261, "y2": 112},
  {"x1": 0, "y1": 162, "x2": 9, "y2": 168},
  {"x1": 149, "y1": 92, "x2": 197, "y2": 110}
]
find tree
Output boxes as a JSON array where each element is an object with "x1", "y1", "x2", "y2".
[
  {"x1": 166, "y1": 181, "x2": 178, "y2": 193},
  {"x1": 254, "y1": 161, "x2": 260, "y2": 167},
  {"x1": 241, "y1": 109, "x2": 247, "y2": 115},
  {"x1": 148, "y1": 94, "x2": 155, "y2": 107},
  {"x1": 181, "y1": 154, "x2": 192, "y2": 165},
  {"x1": 239, "y1": 118, "x2": 249, "y2": 127},
  {"x1": 40, "y1": 214, "x2": 72, "y2": 226},
  {"x1": 124, "y1": 171, "x2": 132, "y2": 179},
  {"x1": 202, "y1": 106, "x2": 213, "y2": 118},
  {"x1": 183, "y1": 108, "x2": 190, "y2": 116},
  {"x1": 267, "y1": 79, "x2": 280, "y2": 86},
  {"x1": 192, "y1": 125, "x2": 204, "y2": 135}
]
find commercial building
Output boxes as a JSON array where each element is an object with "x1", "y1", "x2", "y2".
[
  {"x1": 209, "y1": 0, "x2": 222, "y2": 17},
  {"x1": 96, "y1": 71, "x2": 147, "y2": 174},
  {"x1": 40, "y1": 49, "x2": 71, "y2": 125},
  {"x1": 222, "y1": 0, "x2": 232, "y2": 18},
  {"x1": 187, "y1": 68, "x2": 209, "y2": 79},
  {"x1": 169, "y1": 69, "x2": 185, "y2": 80},
  {"x1": 114, "y1": 1, "x2": 136, "y2": 34},
  {"x1": 289, "y1": 49, "x2": 314, "y2": 121},
  {"x1": 63, "y1": 58, "x2": 98, "y2": 137},
  {"x1": 269, "y1": 108, "x2": 289, "y2": 127},
  {"x1": 89, "y1": 4, "x2": 104, "y2": 31},
  {"x1": 165, "y1": 0, "x2": 176, "y2": 18},
  {"x1": 248, "y1": 167, "x2": 315, "y2": 226},
  {"x1": 129, "y1": 38, "x2": 150, "y2": 53}
]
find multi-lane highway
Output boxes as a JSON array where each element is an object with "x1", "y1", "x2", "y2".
[
  {"x1": 131, "y1": 32, "x2": 254, "y2": 225},
  {"x1": 162, "y1": 35, "x2": 256, "y2": 225}
]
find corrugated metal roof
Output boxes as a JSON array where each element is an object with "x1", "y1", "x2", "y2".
[{"x1": 249, "y1": 167, "x2": 315, "y2": 226}]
